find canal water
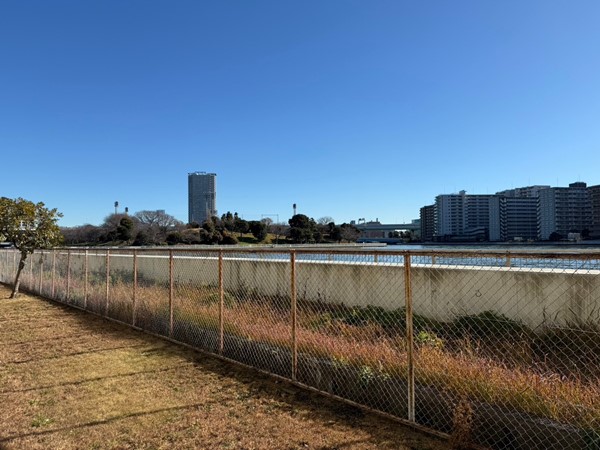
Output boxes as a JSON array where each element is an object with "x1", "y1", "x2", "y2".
[{"x1": 241, "y1": 244, "x2": 600, "y2": 270}]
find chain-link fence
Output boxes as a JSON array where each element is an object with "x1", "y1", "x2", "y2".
[{"x1": 1, "y1": 247, "x2": 599, "y2": 449}]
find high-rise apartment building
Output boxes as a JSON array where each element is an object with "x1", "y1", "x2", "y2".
[
  {"x1": 463, "y1": 194, "x2": 493, "y2": 232},
  {"x1": 188, "y1": 172, "x2": 217, "y2": 225},
  {"x1": 496, "y1": 185, "x2": 550, "y2": 198},
  {"x1": 424, "y1": 182, "x2": 598, "y2": 242},
  {"x1": 489, "y1": 186, "x2": 549, "y2": 241},
  {"x1": 434, "y1": 192, "x2": 465, "y2": 238},
  {"x1": 434, "y1": 191, "x2": 492, "y2": 241},
  {"x1": 588, "y1": 184, "x2": 600, "y2": 239},
  {"x1": 537, "y1": 182, "x2": 591, "y2": 240},
  {"x1": 420, "y1": 205, "x2": 435, "y2": 242},
  {"x1": 489, "y1": 197, "x2": 539, "y2": 241}
]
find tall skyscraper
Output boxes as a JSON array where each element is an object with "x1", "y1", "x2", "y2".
[{"x1": 188, "y1": 172, "x2": 217, "y2": 225}]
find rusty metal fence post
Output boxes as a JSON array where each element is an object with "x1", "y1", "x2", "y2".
[
  {"x1": 29, "y1": 254, "x2": 33, "y2": 289},
  {"x1": 132, "y1": 249, "x2": 137, "y2": 326},
  {"x1": 169, "y1": 250, "x2": 174, "y2": 337},
  {"x1": 84, "y1": 249, "x2": 88, "y2": 309},
  {"x1": 66, "y1": 249, "x2": 71, "y2": 302},
  {"x1": 51, "y1": 250, "x2": 56, "y2": 298},
  {"x1": 291, "y1": 250, "x2": 298, "y2": 381},
  {"x1": 105, "y1": 250, "x2": 110, "y2": 316},
  {"x1": 404, "y1": 252, "x2": 415, "y2": 422},
  {"x1": 39, "y1": 251, "x2": 44, "y2": 294},
  {"x1": 219, "y1": 250, "x2": 224, "y2": 355}
]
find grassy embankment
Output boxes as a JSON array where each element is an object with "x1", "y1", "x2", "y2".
[{"x1": 49, "y1": 272, "x2": 600, "y2": 435}]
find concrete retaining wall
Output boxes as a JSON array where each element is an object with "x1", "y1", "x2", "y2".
[{"x1": 77, "y1": 253, "x2": 600, "y2": 328}]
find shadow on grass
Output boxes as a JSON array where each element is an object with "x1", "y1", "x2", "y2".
[
  {"x1": 0, "y1": 400, "x2": 221, "y2": 444},
  {"x1": 3, "y1": 342, "x2": 156, "y2": 364},
  {"x1": 0, "y1": 364, "x2": 191, "y2": 395}
]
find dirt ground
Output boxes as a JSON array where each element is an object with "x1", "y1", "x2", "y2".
[{"x1": 0, "y1": 285, "x2": 450, "y2": 450}]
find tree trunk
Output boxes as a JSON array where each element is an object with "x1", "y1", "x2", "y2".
[{"x1": 10, "y1": 252, "x2": 27, "y2": 299}]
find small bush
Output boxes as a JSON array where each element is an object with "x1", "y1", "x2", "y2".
[
  {"x1": 336, "y1": 305, "x2": 405, "y2": 331},
  {"x1": 181, "y1": 229, "x2": 202, "y2": 244},
  {"x1": 221, "y1": 233, "x2": 238, "y2": 245},
  {"x1": 416, "y1": 330, "x2": 444, "y2": 348},
  {"x1": 452, "y1": 311, "x2": 529, "y2": 340},
  {"x1": 166, "y1": 232, "x2": 183, "y2": 245},
  {"x1": 533, "y1": 321, "x2": 600, "y2": 378},
  {"x1": 132, "y1": 230, "x2": 152, "y2": 246}
]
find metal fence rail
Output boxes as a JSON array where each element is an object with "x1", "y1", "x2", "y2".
[{"x1": 1, "y1": 247, "x2": 599, "y2": 449}]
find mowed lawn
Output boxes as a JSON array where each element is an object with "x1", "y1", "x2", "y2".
[{"x1": 0, "y1": 285, "x2": 449, "y2": 450}]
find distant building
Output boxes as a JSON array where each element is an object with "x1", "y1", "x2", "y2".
[
  {"x1": 423, "y1": 182, "x2": 599, "y2": 242},
  {"x1": 489, "y1": 196, "x2": 539, "y2": 241},
  {"x1": 463, "y1": 194, "x2": 493, "y2": 234},
  {"x1": 188, "y1": 172, "x2": 217, "y2": 225},
  {"x1": 496, "y1": 185, "x2": 550, "y2": 198},
  {"x1": 420, "y1": 205, "x2": 435, "y2": 242},
  {"x1": 489, "y1": 186, "x2": 549, "y2": 242},
  {"x1": 434, "y1": 192, "x2": 465, "y2": 238},
  {"x1": 588, "y1": 184, "x2": 600, "y2": 239},
  {"x1": 538, "y1": 182, "x2": 591, "y2": 240},
  {"x1": 434, "y1": 191, "x2": 492, "y2": 241}
]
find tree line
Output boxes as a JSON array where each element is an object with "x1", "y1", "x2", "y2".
[{"x1": 61, "y1": 210, "x2": 360, "y2": 246}]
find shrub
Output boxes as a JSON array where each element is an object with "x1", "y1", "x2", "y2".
[
  {"x1": 133, "y1": 230, "x2": 152, "y2": 246},
  {"x1": 166, "y1": 232, "x2": 183, "y2": 245},
  {"x1": 452, "y1": 311, "x2": 529, "y2": 340},
  {"x1": 181, "y1": 229, "x2": 202, "y2": 244},
  {"x1": 533, "y1": 321, "x2": 600, "y2": 378},
  {"x1": 221, "y1": 233, "x2": 238, "y2": 245}
]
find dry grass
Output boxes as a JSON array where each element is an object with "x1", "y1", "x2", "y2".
[
  {"x1": 0, "y1": 285, "x2": 449, "y2": 450},
  {"x1": 107, "y1": 282, "x2": 600, "y2": 431},
  {"x1": 226, "y1": 304, "x2": 600, "y2": 430},
  {"x1": 15, "y1": 269, "x2": 600, "y2": 436}
]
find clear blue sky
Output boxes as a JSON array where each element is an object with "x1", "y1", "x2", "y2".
[{"x1": 2, "y1": 1, "x2": 600, "y2": 227}]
